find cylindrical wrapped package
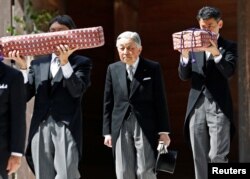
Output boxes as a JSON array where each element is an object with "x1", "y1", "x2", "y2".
[
  {"x1": 0, "y1": 26, "x2": 105, "y2": 57},
  {"x1": 172, "y1": 28, "x2": 217, "y2": 51}
]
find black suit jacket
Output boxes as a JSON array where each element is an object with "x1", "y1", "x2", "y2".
[
  {"x1": 178, "y1": 36, "x2": 237, "y2": 141},
  {"x1": 25, "y1": 54, "x2": 92, "y2": 172},
  {"x1": 103, "y1": 57, "x2": 170, "y2": 157},
  {"x1": 0, "y1": 62, "x2": 26, "y2": 165}
]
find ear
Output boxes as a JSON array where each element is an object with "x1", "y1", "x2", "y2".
[
  {"x1": 138, "y1": 46, "x2": 142, "y2": 54},
  {"x1": 218, "y1": 20, "x2": 223, "y2": 29}
]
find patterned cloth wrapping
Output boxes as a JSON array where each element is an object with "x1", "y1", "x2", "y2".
[
  {"x1": 172, "y1": 28, "x2": 217, "y2": 51},
  {"x1": 0, "y1": 26, "x2": 105, "y2": 57}
]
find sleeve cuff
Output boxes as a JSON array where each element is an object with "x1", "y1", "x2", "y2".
[
  {"x1": 61, "y1": 62, "x2": 73, "y2": 79},
  {"x1": 104, "y1": 134, "x2": 111, "y2": 139},
  {"x1": 214, "y1": 54, "x2": 222, "y2": 63},
  {"x1": 11, "y1": 152, "x2": 23, "y2": 157},
  {"x1": 180, "y1": 56, "x2": 189, "y2": 66},
  {"x1": 158, "y1": 132, "x2": 170, "y2": 135}
]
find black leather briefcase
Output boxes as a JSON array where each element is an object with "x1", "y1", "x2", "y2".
[{"x1": 155, "y1": 150, "x2": 178, "y2": 174}]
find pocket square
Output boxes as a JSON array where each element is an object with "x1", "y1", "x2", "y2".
[
  {"x1": 0, "y1": 84, "x2": 8, "y2": 89},
  {"x1": 143, "y1": 77, "x2": 151, "y2": 81}
]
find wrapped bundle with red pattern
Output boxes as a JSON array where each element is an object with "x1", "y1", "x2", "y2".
[
  {"x1": 172, "y1": 28, "x2": 217, "y2": 51},
  {"x1": 0, "y1": 26, "x2": 105, "y2": 57}
]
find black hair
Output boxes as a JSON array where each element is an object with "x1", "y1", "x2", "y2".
[
  {"x1": 196, "y1": 6, "x2": 222, "y2": 21},
  {"x1": 48, "y1": 15, "x2": 77, "y2": 29}
]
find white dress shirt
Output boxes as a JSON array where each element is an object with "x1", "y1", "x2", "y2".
[{"x1": 20, "y1": 54, "x2": 74, "y2": 83}]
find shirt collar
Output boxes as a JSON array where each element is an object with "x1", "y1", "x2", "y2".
[
  {"x1": 51, "y1": 53, "x2": 57, "y2": 62},
  {"x1": 126, "y1": 57, "x2": 139, "y2": 71}
]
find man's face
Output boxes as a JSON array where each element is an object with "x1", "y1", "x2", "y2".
[
  {"x1": 116, "y1": 38, "x2": 142, "y2": 65},
  {"x1": 49, "y1": 22, "x2": 69, "y2": 32},
  {"x1": 199, "y1": 18, "x2": 223, "y2": 34}
]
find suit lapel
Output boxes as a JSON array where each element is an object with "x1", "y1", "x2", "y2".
[
  {"x1": 0, "y1": 62, "x2": 5, "y2": 78},
  {"x1": 194, "y1": 52, "x2": 206, "y2": 76},
  {"x1": 116, "y1": 62, "x2": 129, "y2": 98},
  {"x1": 51, "y1": 68, "x2": 63, "y2": 85},
  {"x1": 217, "y1": 36, "x2": 223, "y2": 47},
  {"x1": 217, "y1": 37, "x2": 226, "y2": 55},
  {"x1": 129, "y1": 58, "x2": 144, "y2": 98},
  {"x1": 50, "y1": 67, "x2": 63, "y2": 94},
  {"x1": 40, "y1": 58, "x2": 51, "y2": 82},
  {"x1": 39, "y1": 55, "x2": 63, "y2": 94}
]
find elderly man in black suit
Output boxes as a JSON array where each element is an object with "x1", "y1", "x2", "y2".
[
  {"x1": 103, "y1": 31, "x2": 171, "y2": 179},
  {"x1": 0, "y1": 60, "x2": 26, "y2": 179},
  {"x1": 178, "y1": 6, "x2": 237, "y2": 179},
  {"x1": 7, "y1": 15, "x2": 92, "y2": 179}
]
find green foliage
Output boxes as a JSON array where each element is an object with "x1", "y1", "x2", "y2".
[
  {"x1": 30, "y1": 10, "x2": 56, "y2": 33},
  {"x1": 6, "y1": 0, "x2": 58, "y2": 35},
  {"x1": 6, "y1": 16, "x2": 25, "y2": 35}
]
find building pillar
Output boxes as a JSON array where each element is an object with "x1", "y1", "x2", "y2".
[
  {"x1": 0, "y1": 0, "x2": 11, "y2": 36},
  {"x1": 0, "y1": 0, "x2": 24, "y2": 36},
  {"x1": 238, "y1": 0, "x2": 250, "y2": 162},
  {"x1": 114, "y1": 0, "x2": 139, "y2": 35}
]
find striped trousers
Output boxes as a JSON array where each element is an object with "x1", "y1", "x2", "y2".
[
  {"x1": 115, "y1": 113, "x2": 156, "y2": 179},
  {"x1": 31, "y1": 117, "x2": 80, "y2": 179}
]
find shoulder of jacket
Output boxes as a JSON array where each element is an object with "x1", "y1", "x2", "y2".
[
  {"x1": 69, "y1": 54, "x2": 92, "y2": 64},
  {"x1": 142, "y1": 58, "x2": 160, "y2": 67}
]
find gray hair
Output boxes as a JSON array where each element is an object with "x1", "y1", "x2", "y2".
[{"x1": 116, "y1": 31, "x2": 142, "y2": 47}]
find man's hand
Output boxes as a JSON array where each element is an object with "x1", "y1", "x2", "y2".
[
  {"x1": 178, "y1": 49, "x2": 189, "y2": 59},
  {"x1": 56, "y1": 44, "x2": 78, "y2": 65},
  {"x1": 159, "y1": 133, "x2": 171, "y2": 147},
  {"x1": 6, "y1": 155, "x2": 22, "y2": 175},
  {"x1": 201, "y1": 40, "x2": 220, "y2": 57},
  {"x1": 104, "y1": 135, "x2": 112, "y2": 148},
  {"x1": 157, "y1": 134, "x2": 171, "y2": 154},
  {"x1": 4, "y1": 50, "x2": 27, "y2": 69}
]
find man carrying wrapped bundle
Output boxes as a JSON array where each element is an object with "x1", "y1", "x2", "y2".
[
  {"x1": 177, "y1": 6, "x2": 237, "y2": 179},
  {"x1": 5, "y1": 15, "x2": 93, "y2": 179}
]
